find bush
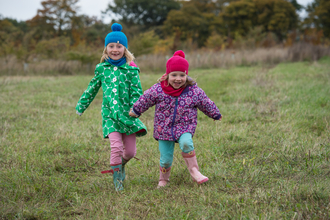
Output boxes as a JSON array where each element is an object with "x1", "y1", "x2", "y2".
[{"x1": 129, "y1": 30, "x2": 160, "y2": 57}]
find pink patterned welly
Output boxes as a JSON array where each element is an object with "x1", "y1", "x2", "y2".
[{"x1": 132, "y1": 83, "x2": 221, "y2": 141}]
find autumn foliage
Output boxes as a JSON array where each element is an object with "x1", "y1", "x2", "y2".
[{"x1": 0, "y1": 0, "x2": 329, "y2": 71}]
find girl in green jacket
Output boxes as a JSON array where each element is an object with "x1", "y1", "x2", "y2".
[{"x1": 76, "y1": 23, "x2": 147, "y2": 191}]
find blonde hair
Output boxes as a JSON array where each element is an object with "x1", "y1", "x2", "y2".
[
  {"x1": 157, "y1": 74, "x2": 196, "y2": 87},
  {"x1": 100, "y1": 46, "x2": 135, "y2": 63}
]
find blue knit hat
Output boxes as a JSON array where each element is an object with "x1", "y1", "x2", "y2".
[{"x1": 104, "y1": 23, "x2": 128, "y2": 48}]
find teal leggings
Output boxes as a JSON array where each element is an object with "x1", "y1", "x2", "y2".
[{"x1": 158, "y1": 133, "x2": 194, "y2": 168}]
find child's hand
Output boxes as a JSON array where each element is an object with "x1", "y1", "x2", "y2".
[{"x1": 129, "y1": 109, "x2": 138, "y2": 118}]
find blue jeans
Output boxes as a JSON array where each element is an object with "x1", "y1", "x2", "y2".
[{"x1": 158, "y1": 133, "x2": 194, "y2": 168}]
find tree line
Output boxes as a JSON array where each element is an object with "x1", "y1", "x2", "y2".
[{"x1": 0, "y1": 0, "x2": 329, "y2": 65}]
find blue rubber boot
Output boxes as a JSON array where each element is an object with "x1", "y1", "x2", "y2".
[
  {"x1": 102, "y1": 158, "x2": 129, "y2": 182},
  {"x1": 121, "y1": 158, "x2": 129, "y2": 182},
  {"x1": 111, "y1": 164, "x2": 123, "y2": 191}
]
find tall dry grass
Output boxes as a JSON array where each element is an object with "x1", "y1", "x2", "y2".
[
  {"x1": 137, "y1": 47, "x2": 289, "y2": 72},
  {"x1": 0, "y1": 58, "x2": 86, "y2": 76},
  {"x1": 1, "y1": 43, "x2": 329, "y2": 76},
  {"x1": 137, "y1": 43, "x2": 330, "y2": 72},
  {"x1": 287, "y1": 42, "x2": 330, "y2": 61}
]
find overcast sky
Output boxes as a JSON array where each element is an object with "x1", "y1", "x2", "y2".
[{"x1": 0, "y1": 0, "x2": 314, "y2": 23}]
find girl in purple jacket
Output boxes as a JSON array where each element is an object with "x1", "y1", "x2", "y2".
[{"x1": 129, "y1": 50, "x2": 222, "y2": 188}]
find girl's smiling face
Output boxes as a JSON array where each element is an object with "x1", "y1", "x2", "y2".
[
  {"x1": 107, "y1": 43, "x2": 125, "y2": 60},
  {"x1": 168, "y1": 71, "x2": 187, "y2": 89}
]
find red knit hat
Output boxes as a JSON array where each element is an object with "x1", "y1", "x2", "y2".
[{"x1": 166, "y1": 50, "x2": 189, "y2": 75}]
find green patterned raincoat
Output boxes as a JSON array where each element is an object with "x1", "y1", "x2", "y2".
[{"x1": 76, "y1": 62, "x2": 147, "y2": 138}]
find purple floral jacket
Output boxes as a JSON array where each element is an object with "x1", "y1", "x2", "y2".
[{"x1": 132, "y1": 83, "x2": 221, "y2": 141}]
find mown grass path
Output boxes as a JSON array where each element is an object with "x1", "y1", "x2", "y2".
[{"x1": 1, "y1": 58, "x2": 329, "y2": 219}]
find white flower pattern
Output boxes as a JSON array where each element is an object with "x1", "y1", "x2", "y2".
[{"x1": 76, "y1": 62, "x2": 147, "y2": 138}]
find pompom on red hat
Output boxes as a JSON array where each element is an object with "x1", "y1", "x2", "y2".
[{"x1": 166, "y1": 50, "x2": 189, "y2": 75}]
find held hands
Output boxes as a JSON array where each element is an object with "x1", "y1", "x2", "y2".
[{"x1": 129, "y1": 109, "x2": 138, "y2": 118}]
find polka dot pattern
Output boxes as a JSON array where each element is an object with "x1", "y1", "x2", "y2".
[{"x1": 76, "y1": 62, "x2": 147, "y2": 138}]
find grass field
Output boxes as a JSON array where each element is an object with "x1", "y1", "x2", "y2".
[{"x1": 1, "y1": 57, "x2": 330, "y2": 219}]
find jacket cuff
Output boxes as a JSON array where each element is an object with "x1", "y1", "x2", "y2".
[
  {"x1": 214, "y1": 114, "x2": 221, "y2": 120},
  {"x1": 76, "y1": 111, "x2": 83, "y2": 116},
  {"x1": 132, "y1": 107, "x2": 141, "y2": 117}
]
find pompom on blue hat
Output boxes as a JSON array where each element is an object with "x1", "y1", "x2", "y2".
[{"x1": 104, "y1": 23, "x2": 128, "y2": 48}]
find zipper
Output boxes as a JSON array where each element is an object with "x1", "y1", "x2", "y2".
[{"x1": 171, "y1": 97, "x2": 179, "y2": 141}]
